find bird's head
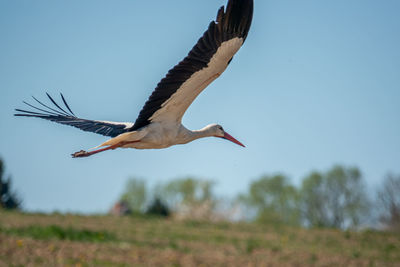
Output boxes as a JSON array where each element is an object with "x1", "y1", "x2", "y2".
[{"x1": 206, "y1": 124, "x2": 245, "y2": 147}]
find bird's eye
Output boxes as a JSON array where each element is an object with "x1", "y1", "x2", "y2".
[{"x1": 219, "y1": 126, "x2": 224, "y2": 131}]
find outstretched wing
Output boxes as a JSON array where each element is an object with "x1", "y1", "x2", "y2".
[
  {"x1": 14, "y1": 93, "x2": 133, "y2": 137},
  {"x1": 130, "y1": 0, "x2": 253, "y2": 131}
]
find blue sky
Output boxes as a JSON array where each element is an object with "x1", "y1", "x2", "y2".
[{"x1": 1, "y1": 0, "x2": 399, "y2": 213}]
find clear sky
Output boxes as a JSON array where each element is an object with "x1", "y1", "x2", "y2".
[{"x1": 1, "y1": 0, "x2": 399, "y2": 213}]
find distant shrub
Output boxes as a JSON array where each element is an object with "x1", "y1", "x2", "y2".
[
  {"x1": 110, "y1": 200, "x2": 132, "y2": 216},
  {"x1": 145, "y1": 198, "x2": 170, "y2": 217}
]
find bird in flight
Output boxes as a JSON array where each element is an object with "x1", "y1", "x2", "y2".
[{"x1": 15, "y1": 0, "x2": 254, "y2": 158}]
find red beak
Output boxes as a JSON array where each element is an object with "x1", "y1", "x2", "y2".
[{"x1": 222, "y1": 131, "x2": 245, "y2": 147}]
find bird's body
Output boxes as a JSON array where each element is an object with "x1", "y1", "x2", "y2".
[
  {"x1": 15, "y1": 0, "x2": 253, "y2": 157},
  {"x1": 109, "y1": 124, "x2": 223, "y2": 150}
]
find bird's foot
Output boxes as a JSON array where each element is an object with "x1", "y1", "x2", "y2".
[
  {"x1": 71, "y1": 150, "x2": 90, "y2": 158},
  {"x1": 71, "y1": 140, "x2": 139, "y2": 158}
]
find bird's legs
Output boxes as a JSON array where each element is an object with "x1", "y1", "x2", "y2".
[{"x1": 71, "y1": 141, "x2": 139, "y2": 158}]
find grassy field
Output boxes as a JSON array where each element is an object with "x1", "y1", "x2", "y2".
[{"x1": 0, "y1": 210, "x2": 399, "y2": 266}]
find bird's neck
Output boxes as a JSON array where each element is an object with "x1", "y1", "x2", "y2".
[{"x1": 177, "y1": 125, "x2": 214, "y2": 145}]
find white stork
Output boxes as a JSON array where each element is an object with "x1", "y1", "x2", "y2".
[{"x1": 15, "y1": 0, "x2": 254, "y2": 158}]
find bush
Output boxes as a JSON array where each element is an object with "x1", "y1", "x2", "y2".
[{"x1": 145, "y1": 198, "x2": 170, "y2": 217}]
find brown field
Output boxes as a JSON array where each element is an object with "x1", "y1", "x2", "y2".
[{"x1": 0, "y1": 210, "x2": 399, "y2": 266}]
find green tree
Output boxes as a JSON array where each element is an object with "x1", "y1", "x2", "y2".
[
  {"x1": 300, "y1": 166, "x2": 369, "y2": 229},
  {"x1": 120, "y1": 178, "x2": 147, "y2": 213},
  {"x1": 239, "y1": 175, "x2": 300, "y2": 226},
  {"x1": 377, "y1": 174, "x2": 400, "y2": 231},
  {"x1": 300, "y1": 172, "x2": 327, "y2": 227},
  {"x1": 0, "y1": 158, "x2": 21, "y2": 210}
]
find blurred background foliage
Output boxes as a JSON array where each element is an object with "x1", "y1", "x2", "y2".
[
  {"x1": 300, "y1": 166, "x2": 369, "y2": 229},
  {"x1": 238, "y1": 174, "x2": 300, "y2": 226},
  {"x1": 1, "y1": 156, "x2": 400, "y2": 232}
]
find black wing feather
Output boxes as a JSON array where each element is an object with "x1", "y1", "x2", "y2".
[
  {"x1": 60, "y1": 93, "x2": 76, "y2": 116},
  {"x1": 130, "y1": 0, "x2": 253, "y2": 131},
  {"x1": 15, "y1": 94, "x2": 132, "y2": 138}
]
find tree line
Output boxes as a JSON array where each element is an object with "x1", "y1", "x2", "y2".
[
  {"x1": 1, "y1": 157, "x2": 399, "y2": 231},
  {"x1": 117, "y1": 165, "x2": 400, "y2": 231}
]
